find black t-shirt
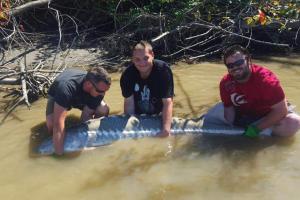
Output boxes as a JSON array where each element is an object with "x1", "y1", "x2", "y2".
[
  {"x1": 120, "y1": 59, "x2": 174, "y2": 114},
  {"x1": 48, "y1": 68, "x2": 103, "y2": 110}
]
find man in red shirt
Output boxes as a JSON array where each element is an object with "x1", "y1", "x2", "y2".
[{"x1": 205, "y1": 45, "x2": 300, "y2": 137}]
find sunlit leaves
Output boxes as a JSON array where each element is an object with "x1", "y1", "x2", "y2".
[
  {"x1": 0, "y1": 0, "x2": 10, "y2": 26},
  {"x1": 243, "y1": 0, "x2": 299, "y2": 28},
  {"x1": 244, "y1": 10, "x2": 268, "y2": 27},
  {"x1": 258, "y1": 9, "x2": 266, "y2": 25}
]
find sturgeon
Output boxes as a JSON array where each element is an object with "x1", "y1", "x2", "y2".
[{"x1": 37, "y1": 115, "x2": 246, "y2": 155}]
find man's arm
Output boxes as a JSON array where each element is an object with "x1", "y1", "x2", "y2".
[
  {"x1": 255, "y1": 99, "x2": 288, "y2": 131},
  {"x1": 53, "y1": 103, "x2": 68, "y2": 155},
  {"x1": 224, "y1": 105, "x2": 235, "y2": 125},
  {"x1": 81, "y1": 105, "x2": 96, "y2": 122},
  {"x1": 158, "y1": 97, "x2": 173, "y2": 137},
  {"x1": 124, "y1": 95, "x2": 135, "y2": 114}
]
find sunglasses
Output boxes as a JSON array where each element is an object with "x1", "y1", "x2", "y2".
[
  {"x1": 226, "y1": 59, "x2": 246, "y2": 69},
  {"x1": 91, "y1": 81, "x2": 106, "y2": 94}
]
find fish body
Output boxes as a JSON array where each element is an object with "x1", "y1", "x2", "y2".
[{"x1": 37, "y1": 115, "x2": 245, "y2": 155}]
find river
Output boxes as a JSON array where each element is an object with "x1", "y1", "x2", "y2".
[{"x1": 0, "y1": 55, "x2": 300, "y2": 200}]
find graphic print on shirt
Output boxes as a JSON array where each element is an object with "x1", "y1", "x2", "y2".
[
  {"x1": 134, "y1": 83, "x2": 139, "y2": 92},
  {"x1": 137, "y1": 84, "x2": 155, "y2": 113},
  {"x1": 230, "y1": 93, "x2": 247, "y2": 106}
]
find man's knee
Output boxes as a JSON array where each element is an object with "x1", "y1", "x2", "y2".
[
  {"x1": 95, "y1": 101, "x2": 110, "y2": 118},
  {"x1": 284, "y1": 113, "x2": 300, "y2": 134},
  {"x1": 204, "y1": 103, "x2": 226, "y2": 120},
  {"x1": 273, "y1": 113, "x2": 300, "y2": 137},
  {"x1": 203, "y1": 102, "x2": 231, "y2": 127}
]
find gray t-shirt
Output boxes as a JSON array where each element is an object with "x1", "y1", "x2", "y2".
[{"x1": 48, "y1": 68, "x2": 103, "y2": 110}]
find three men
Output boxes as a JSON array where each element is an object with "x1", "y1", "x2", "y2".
[
  {"x1": 120, "y1": 41, "x2": 174, "y2": 137},
  {"x1": 46, "y1": 42, "x2": 300, "y2": 156},
  {"x1": 205, "y1": 44, "x2": 300, "y2": 137},
  {"x1": 46, "y1": 67, "x2": 111, "y2": 155}
]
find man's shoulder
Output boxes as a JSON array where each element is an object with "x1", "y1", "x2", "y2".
[
  {"x1": 250, "y1": 64, "x2": 282, "y2": 90},
  {"x1": 153, "y1": 60, "x2": 172, "y2": 76},
  {"x1": 56, "y1": 68, "x2": 86, "y2": 81},
  {"x1": 252, "y1": 64, "x2": 274, "y2": 75},
  {"x1": 153, "y1": 59, "x2": 170, "y2": 68},
  {"x1": 252, "y1": 64, "x2": 279, "y2": 82},
  {"x1": 219, "y1": 74, "x2": 234, "y2": 94},
  {"x1": 220, "y1": 73, "x2": 232, "y2": 84},
  {"x1": 122, "y1": 63, "x2": 138, "y2": 75},
  {"x1": 61, "y1": 68, "x2": 86, "y2": 75},
  {"x1": 50, "y1": 68, "x2": 85, "y2": 93}
]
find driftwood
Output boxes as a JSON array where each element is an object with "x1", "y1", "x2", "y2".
[
  {"x1": 0, "y1": 51, "x2": 62, "y2": 124},
  {"x1": 9, "y1": 0, "x2": 51, "y2": 17}
]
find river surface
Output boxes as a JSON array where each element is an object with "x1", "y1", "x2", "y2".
[{"x1": 1, "y1": 56, "x2": 300, "y2": 200}]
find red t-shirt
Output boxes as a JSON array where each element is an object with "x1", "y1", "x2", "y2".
[{"x1": 220, "y1": 64, "x2": 285, "y2": 118}]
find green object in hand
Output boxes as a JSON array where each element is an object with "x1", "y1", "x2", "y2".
[{"x1": 244, "y1": 125, "x2": 260, "y2": 138}]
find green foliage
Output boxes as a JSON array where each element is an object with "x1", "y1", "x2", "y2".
[
  {"x1": 242, "y1": 0, "x2": 300, "y2": 31},
  {"x1": 14, "y1": 0, "x2": 296, "y2": 29},
  {"x1": 105, "y1": 0, "x2": 299, "y2": 26},
  {"x1": 108, "y1": 0, "x2": 251, "y2": 28}
]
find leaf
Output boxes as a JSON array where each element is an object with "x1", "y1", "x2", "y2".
[
  {"x1": 278, "y1": 23, "x2": 286, "y2": 32},
  {"x1": 207, "y1": 13, "x2": 211, "y2": 22},
  {"x1": 0, "y1": 12, "x2": 8, "y2": 21},
  {"x1": 252, "y1": 15, "x2": 259, "y2": 23},
  {"x1": 272, "y1": 0, "x2": 280, "y2": 6},
  {"x1": 244, "y1": 17, "x2": 254, "y2": 25},
  {"x1": 258, "y1": 9, "x2": 267, "y2": 25}
]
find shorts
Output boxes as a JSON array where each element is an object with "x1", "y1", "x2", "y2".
[
  {"x1": 46, "y1": 95, "x2": 72, "y2": 116},
  {"x1": 46, "y1": 95, "x2": 55, "y2": 116}
]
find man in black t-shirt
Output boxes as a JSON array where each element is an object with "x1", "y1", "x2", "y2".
[
  {"x1": 120, "y1": 41, "x2": 174, "y2": 137},
  {"x1": 46, "y1": 67, "x2": 111, "y2": 155}
]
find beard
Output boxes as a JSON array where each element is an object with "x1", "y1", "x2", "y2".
[{"x1": 231, "y1": 67, "x2": 251, "y2": 82}]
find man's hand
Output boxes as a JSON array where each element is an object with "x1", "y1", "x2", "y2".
[
  {"x1": 157, "y1": 129, "x2": 171, "y2": 137},
  {"x1": 244, "y1": 125, "x2": 260, "y2": 138}
]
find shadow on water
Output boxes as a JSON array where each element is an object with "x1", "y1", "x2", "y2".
[
  {"x1": 29, "y1": 114, "x2": 83, "y2": 159},
  {"x1": 80, "y1": 139, "x2": 172, "y2": 190},
  {"x1": 174, "y1": 73, "x2": 197, "y2": 116},
  {"x1": 173, "y1": 73, "x2": 219, "y2": 118},
  {"x1": 77, "y1": 134, "x2": 296, "y2": 192},
  {"x1": 190, "y1": 134, "x2": 295, "y2": 157},
  {"x1": 178, "y1": 135, "x2": 296, "y2": 192}
]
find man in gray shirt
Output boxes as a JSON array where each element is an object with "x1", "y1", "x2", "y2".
[{"x1": 46, "y1": 67, "x2": 111, "y2": 155}]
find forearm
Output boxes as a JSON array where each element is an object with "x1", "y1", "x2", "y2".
[
  {"x1": 255, "y1": 100, "x2": 288, "y2": 130},
  {"x1": 124, "y1": 96, "x2": 135, "y2": 114},
  {"x1": 53, "y1": 123, "x2": 65, "y2": 155},
  {"x1": 52, "y1": 103, "x2": 68, "y2": 155},
  {"x1": 256, "y1": 108, "x2": 287, "y2": 130},
  {"x1": 124, "y1": 104, "x2": 134, "y2": 114},
  {"x1": 224, "y1": 106, "x2": 235, "y2": 125},
  {"x1": 80, "y1": 111, "x2": 94, "y2": 122},
  {"x1": 81, "y1": 105, "x2": 96, "y2": 122},
  {"x1": 162, "y1": 99, "x2": 173, "y2": 133}
]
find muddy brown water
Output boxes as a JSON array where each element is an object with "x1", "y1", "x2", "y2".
[{"x1": 0, "y1": 56, "x2": 300, "y2": 200}]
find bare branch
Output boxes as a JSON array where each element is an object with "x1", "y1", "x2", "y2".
[
  {"x1": 20, "y1": 61, "x2": 30, "y2": 107},
  {"x1": 9, "y1": 0, "x2": 51, "y2": 17}
]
